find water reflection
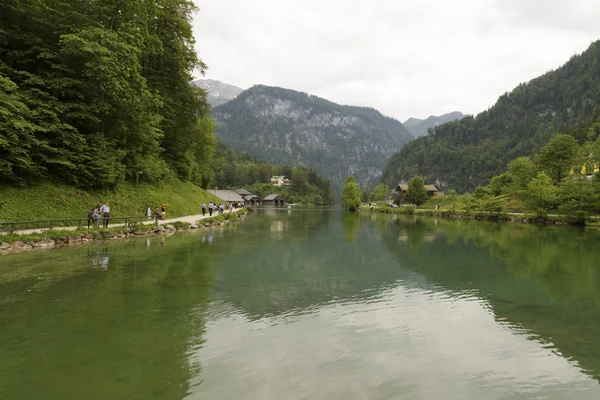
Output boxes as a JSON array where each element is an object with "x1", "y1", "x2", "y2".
[
  {"x1": 2, "y1": 211, "x2": 600, "y2": 399},
  {"x1": 0, "y1": 237, "x2": 215, "y2": 400},
  {"x1": 380, "y1": 215, "x2": 600, "y2": 384}
]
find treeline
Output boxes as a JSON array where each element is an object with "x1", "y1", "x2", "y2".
[
  {"x1": 212, "y1": 143, "x2": 335, "y2": 205},
  {"x1": 430, "y1": 131, "x2": 600, "y2": 223},
  {"x1": 382, "y1": 40, "x2": 600, "y2": 192},
  {"x1": 1, "y1": 0, "x2": 215, "y2": 189}
]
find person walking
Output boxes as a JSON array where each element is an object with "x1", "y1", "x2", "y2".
[
  {"x1": 161, "y1": 204, "x2": 166, "y2": 220},
  {"x1": 101, "y1": 202, "x2": 111, "y2": 228},
  {"x1": 208, "y1": 202, "x2": 214, "y2": 216},
  {"x1": 202, "y1": 202, "x2": 207, "y2": 216}
]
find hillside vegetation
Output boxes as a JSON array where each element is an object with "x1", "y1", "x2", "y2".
[
  {"x1": 212, "y1": 144, "x2": 335, "y2": 205},
  {"x1": 1, "y1": 0, "x2": 215, "y2": 189},
  {"x1": 213, "y1": 85, "x2": 414, "y2": 192},
  {"x1": 0, "y1": 179, "x2": 220, "y2": 222},
  {"x1": 382, "y1": 41, "x2": 600, "y2": 192}
]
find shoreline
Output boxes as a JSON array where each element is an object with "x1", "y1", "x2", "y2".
[
  {"x1": 0, "y1": 208, "x2": 249, "y2": 255},
  {"x1": 359, "y1": 207, "x2": 589, "y2": 226}
]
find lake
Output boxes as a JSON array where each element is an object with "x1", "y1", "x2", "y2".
[{"x1": 1, "y1": 209, "x2": 600, "y2": 399}]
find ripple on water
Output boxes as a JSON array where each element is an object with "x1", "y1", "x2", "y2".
[{"x1": 185, "y1": 282, "x2": 600, "y2": 400}]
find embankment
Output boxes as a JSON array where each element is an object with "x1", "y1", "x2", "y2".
[{"x1": 0, "y1": 179, "x2": 221, "y2": 222}]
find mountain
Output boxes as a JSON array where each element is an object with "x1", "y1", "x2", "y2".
[
  {"x1": 193, "y1": 79, "x2": 243, "y2": 107},
  {"x1": 403, "y1": 112, "x2": 465, "y2": 138},
  {"x1": 212, "y1": 85, "x2": 414, "y2": 191},
  {"x1": 382, "y1": 40, "x2": 600, "y2": 192}
]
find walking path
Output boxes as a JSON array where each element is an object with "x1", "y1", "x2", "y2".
[{"x1": 3, "y1": 208, "x2": 244, "y2": 236}]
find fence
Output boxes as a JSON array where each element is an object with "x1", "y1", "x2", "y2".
[{"x1": 0, "y1": 216, "x2": 159, "y2": 234}]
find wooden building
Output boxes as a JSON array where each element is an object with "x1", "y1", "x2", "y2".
[
  {"x1": 396, "y1": 183, "x2": 439, "y2": 203},
  {"x1": 263, "y1": 194, "x2": 287, "y2": 207}
]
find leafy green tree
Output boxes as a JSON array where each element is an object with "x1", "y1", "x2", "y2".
[
  {"x1": 405, "y1": 175, "x2": 428, "y2": 205},
  {"x1": 372, "y1": 183, "x2": 390, "y2": 202},
  {"x1": 557, "y1": 175, "x2": 599, "y2": 217},
  {"x1": 473, "y1": 186, "x2": 493, "y2": 199},
  {"x1": 506, "y1": 156, "x2": 538, "y2": 196},
  {"x1": 488, "y1": 174, "x2": 512, "y2": 196},
  {"x1": 361, "y1": 186, "x2": 371, "y2": 203},
  {"x1": 446, "y1": 189, "x2": 458, "y2": 211},
  {"x1": 342, "y1": 176, "x2": 362, "y2": 211},
  {"x1": 537, "y1": 135, "x2": 580, "y2": 183},
  {"x1": 525, "y1": 172, "x2": 558, "y2": 215}
]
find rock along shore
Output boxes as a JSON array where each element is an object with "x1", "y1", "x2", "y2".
[{"x1": 0, "y1": 210, "x2": 247, "y2": 255}]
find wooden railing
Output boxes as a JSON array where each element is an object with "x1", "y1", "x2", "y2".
[{"x1": 0, "y1": 216, "x2": 159, "y2": 233}]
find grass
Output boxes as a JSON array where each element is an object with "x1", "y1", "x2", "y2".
[{"x1": 0, "y1": 178, "x2": 221, "y2": 224}]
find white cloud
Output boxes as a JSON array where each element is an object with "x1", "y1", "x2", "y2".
[{"x1": 192, "y1": 0, "x2": 600, "y2": 120}]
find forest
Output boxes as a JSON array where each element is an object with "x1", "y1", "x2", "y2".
[
  {"x1": 1, "y1": 0, "x2": 215, "y2": 189},
  {"x1": 411, "y1": 131, "x2": 600, "y2": 223},
  {"x1": 382, "y1": 40, "x2": 600, "y2": 193},
  {"x1": 212, "y1": 144, "x2": 335, "y2": 206}
]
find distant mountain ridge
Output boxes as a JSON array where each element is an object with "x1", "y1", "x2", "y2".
[
  {"x1": 382, "y1": 40, "x2": 600, "y2": 192},
  {"x1": 193, "y1": 79, "x2": 243, "y2": 107},
  {"x1": 211, "y1": 85, "x2": 414, "y2": 191},
  {"x1": 403, "y1": 112, "x2": 465, "y2": 138}
]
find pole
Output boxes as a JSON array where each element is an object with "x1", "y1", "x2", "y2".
[{"x1": 136, "y1": 171, "x2": 143, "y2": 216}]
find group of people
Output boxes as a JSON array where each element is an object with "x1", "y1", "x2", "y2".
[
  {"x1": 201, "y1": 201, "x2": 243, "y2": 217},
  {"x1": 147, "y1": 204, "x2": 167, "y2": 220},
  {"x1": 87, "y1": 202, "x2": 111, "y2": 228}
]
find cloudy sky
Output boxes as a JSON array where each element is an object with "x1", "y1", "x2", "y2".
[{"x1": 192, "y1": 0, "x2": 599, "y2": 121}]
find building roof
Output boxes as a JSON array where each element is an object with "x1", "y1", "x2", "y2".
[
  {"x1": 264, "y1": 194, "x2": 285, "y2": 201},
  {"x1": 235, "y1": 188, "x2": 253, "y2": 196},
  {"x1": 243, "y1": 194, "x2": 260, "y2": 200},
  {"x1": 397, "y1": 184, "x2": 438, "y2": 192},
  {"x1": 207, "y1": 189, "x2": 245, "y2": 202}
]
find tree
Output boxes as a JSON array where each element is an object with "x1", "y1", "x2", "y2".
[
  {"x1": 361, "y1": 186, "x2": 371, "y2": 203},
  {"x1": 525, "y1": 172, "x2": 558, "y2": 215},
  {"x1": 446, "y1": 189, "x2": 458, "y2": 212},
  {"x1": 372, "y1": 183, "x2": 390, "y2": 202},
  {"x1": 537, "y1": 135, "x2": 580, "y2": 183},
  {"x1": 506, "y1": 156, "x2": 538, "y2": 196},
  {"x1": 405, "y1": 175, "x2": 428, "y2": 205},
  {"x1": 342, "y1": 176, "x2": 362, "y2": 211},
  {"x1": 488, "y1": 173, "x2": 512, "y2": 196},
  {"x1": 557, "y1": 174, "x2": 599, "y2": 218}
]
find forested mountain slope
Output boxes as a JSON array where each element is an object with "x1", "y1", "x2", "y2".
[
  {"x1": 403, "y1": 112, "x2": 465, "y2": 138},
  {"x1": 382, "y1": 40, "x2": 600, "y2": 192},
  {"x1": 212, "y1": 85, "x2": 414, "y2": 191},
  {"x1": 0, "y1": 0, "x2": 215, "y2": 190}
]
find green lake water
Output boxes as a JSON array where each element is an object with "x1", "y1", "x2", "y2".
[{"x1": 1, "y1": 209, "x2": 600, "y2": 399}]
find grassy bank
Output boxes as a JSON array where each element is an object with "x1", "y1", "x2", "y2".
[
  {"x1": 0, "y1": 208, "x2": 248, "y2": 246},
  {"x1": 0, "y1": 179, "x2": 222, "y2": 222}
]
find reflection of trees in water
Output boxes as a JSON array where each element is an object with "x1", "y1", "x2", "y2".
[
  {"x1": 377, "y1": 214, "x2": 600, "y2": 383},
  {"x1": 0, "y1": 237, "x2": 215, "y2": 400},
  {"x1": 212, "y1": 211, "x2": 420, "y2": 321},
  {"x1": 341, "y1": 212, "x2": 362, "y2": 243}
]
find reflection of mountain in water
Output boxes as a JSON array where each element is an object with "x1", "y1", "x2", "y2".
[{"x1": 379, "y1": 215, "x2": 600, "y2": 383}]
